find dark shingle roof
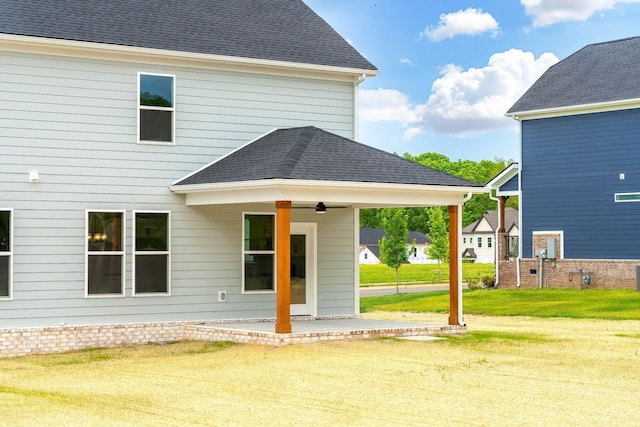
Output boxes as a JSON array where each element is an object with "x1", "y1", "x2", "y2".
[
  {"x1": 360, "y1": 227, "x2": 431, "y2": 245},
  {"x1": 508, "y1": 36, "x2": 640, "y2": 114},
  {"x1": 0, "y1": 0, "x2": 376, "y2": 71},
  {"x1": 174, "y1": 127, "x2": 482, "y2": 187}
]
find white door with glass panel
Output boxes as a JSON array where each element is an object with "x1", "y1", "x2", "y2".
[{"x1": 290, "y1": 223, "x2": 316, "y2": 316}]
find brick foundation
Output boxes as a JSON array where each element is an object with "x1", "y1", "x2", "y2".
[
  {"x1": 0, "y1": 316, "x2": 465, "y2": 358},
  {"x1": 498, "y1": 258, "x2": 639, "y2": 289}
]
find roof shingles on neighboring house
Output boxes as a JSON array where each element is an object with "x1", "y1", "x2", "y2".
[
  {"x1": 173, "y1": 127, "x2": 482, "y2": 187},
  {"x1": 360, "y1": 227, "x2": 431, "y2": 246},
  {"x1": 462, "y1": 208, "x2": 519, "y2": 233},
  {"x1": 508, "y1": 36, "x2": 640, "y2": 114},
  {"x1": 0, "y1": 0, "x2": 377, "y2": 72}
]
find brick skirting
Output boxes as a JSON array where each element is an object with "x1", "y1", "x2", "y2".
[
  {"x1": 1, "y1": 317, "x2": 465, "y2": 358},
  {"x1": 498, "y1": 258, "x2": 640, "y2": 289}
]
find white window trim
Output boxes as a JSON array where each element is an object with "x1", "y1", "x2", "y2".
[
  {"x1": 137, "y1": 72, "x2": 176, "y2": 146},
  {"x1": 85, "y1": 209, "x2": 126, "y2": 298},
  {"x1": 242, "y1": 212, "x2": 276, "y2": 294},
  {"x1": 132, "y1": 210, "x2": 171, "y2": 296},
  {"x1": 614, "y1": 192, "x2": 640, "y2": 202},
  {"x1": 532, "y1": 230, "x2": 565, "y2": 260},
  {"x1": 0, "y1": 208, "x2": 13, "y2": 301}
]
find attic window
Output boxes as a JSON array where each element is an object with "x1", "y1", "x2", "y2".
[{"x1": 138, "y1": 73, "x2": 175, "y2": 144}]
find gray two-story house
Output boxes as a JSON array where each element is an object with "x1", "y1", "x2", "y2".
[
  {"x1": 1, "y1": 0, "x2": 483, "y2": 354},
  {"x1": 498, "y1": 36, "x2": 640, "y2": 288}
]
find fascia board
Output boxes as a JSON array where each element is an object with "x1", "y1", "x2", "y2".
[
  {"x1": 486, "y1": 163, "x2": 519, "y2": 189},
  {"x1": 0, "y1": 34, "x2": 379, "y2": 80},
  {"x1": 170, "y1": 179, "x2": 486, "y2": 207},
  {"x1": 506, "y1": 98, "x2": 640, "y2": 121}
]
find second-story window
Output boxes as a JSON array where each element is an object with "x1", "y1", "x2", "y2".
[
  {"x1": 477, "y1": 237, "x2": 482, "y2": 248},
  {"x1": 138, "y1": 73, "x2": 175, "y2": 144}
]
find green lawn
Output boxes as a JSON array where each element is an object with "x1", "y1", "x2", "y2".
[
  {"x1": 361, "y1": 288, "x2": 640, "y2": 320},
  {"x1": 360, "y1": 262, "x2": 494, "y2": 285}
]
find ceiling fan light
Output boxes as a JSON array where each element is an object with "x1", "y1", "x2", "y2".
[{"x1": 315, "y1": 202, "x2": 327, "y2": 214}]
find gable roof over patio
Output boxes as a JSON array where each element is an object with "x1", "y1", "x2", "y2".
[{"x1": 170, "y1": 126, "x2": 485, "y2": 207}]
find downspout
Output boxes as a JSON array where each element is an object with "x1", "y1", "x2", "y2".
[
  {"x1": 458, "y1": 192, "x2": 473, "y2": 326},
  {"x1": 354, "y1": 73, "x2": 367, "y2": 141},
  {"x1": 488, "y1": 190, "x2": 500, "y2": 286}
]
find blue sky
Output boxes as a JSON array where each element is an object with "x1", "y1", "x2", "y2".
[{"x1": 304, "y1": 0, "x2": 640, "y2": 161}]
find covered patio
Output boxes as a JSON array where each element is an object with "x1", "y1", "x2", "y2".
[{"x1": 170, "y1": 126, "x2": 486, "y2": 338}]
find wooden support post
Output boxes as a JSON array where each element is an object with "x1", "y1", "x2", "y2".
[
  {"x1": 498, "y1": 196, "x2": 507, "y2": 233},
  {"x1": 448, "y1": 205, "x2": 460, "y2": 326},
  {"x1": 275, "y1": 201, "x2": 292, "y2": 333}
]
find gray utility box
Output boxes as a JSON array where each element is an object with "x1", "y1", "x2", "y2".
[{"x1": 546, "y1": 238, "x2": 557, "y2": 259}]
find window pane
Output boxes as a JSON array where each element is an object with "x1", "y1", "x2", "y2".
[
  {"x1": 0, "y1": 211, "x2": 9, "y2": 252},
  {"x1": 136, "y1": 213, "x2": 168, "y2": 251},
  {"x1": 244, "y1": 254, "x2": 274, "y2": 291},
  {"x1": 88, "y1": 255, "x2": 122, "y2": 294},
  {"x1": 244, "y1": 215, "x2": 274, "y2": 251},
  {"x1": 140, "y1": 75, "x2": 173, "y2": 107},
  {"x1": 0, "y1": 256, "x2": 8, "y2": 297},
  {"x1": 88, "y1": 212, "x2": 123, "y2": 252},
  {"x1": 135, "y1": 254, "x2": 168, "y2": 293},
  {"x1": 140, "y1": 110, "x2": 172, "y2": 142}
]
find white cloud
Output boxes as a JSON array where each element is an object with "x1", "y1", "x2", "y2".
[
  {"x1": 399, "y1": 58, "x2": 414, "y2": 66},
  {"x1": 521, "y1": 0, "x2": 640, "y2": 27},
  {"x1": 359, "y1": 49, "x2": 559, "y2": 138},
  {"x1": 421, "y1": 8, "x2": 500, "y2": 41}
]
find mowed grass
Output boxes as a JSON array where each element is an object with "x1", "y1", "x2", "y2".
[
  {"x1": 361, "y1": 288, "x2": 640, "y2": 320},
  {"x1": 2, "y1": 315, "x2": 640, "y2": 426},
  {"x1": 359, "y1": 262, "x2": 494, "y2": 285}
]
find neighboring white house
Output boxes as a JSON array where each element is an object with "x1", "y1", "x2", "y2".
[
  {"x1": 0, "y1": 0, "x2": 484, "y2": 354},
  {"x1": 359, "y1": 227, "x2": 435, "y2": 264},
  {"x1": 462, "y1": 209, "x2": 519, "y2": 263}
]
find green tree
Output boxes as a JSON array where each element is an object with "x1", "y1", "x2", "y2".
[
  {"x1": 426, "y1": 207, "x2": 449, "y2": 282},
  {"x1": 379, "y1": 209, "x2": 409, "y2": 293},
  {"x1": 359, "y1": 154, "x2": 518, "y2": 230}
]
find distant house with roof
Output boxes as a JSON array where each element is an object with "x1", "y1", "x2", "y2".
[
  {"x1": 462, "y1": 209, "x2": 519, "y2": 264},
  {"x1": 494, "y1": 36, "x2": 640, "y2": 289},
  {"x1": 359, "y1": 227, "x2": 433, "y2": 264}
]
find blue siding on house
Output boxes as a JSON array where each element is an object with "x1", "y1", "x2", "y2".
[
  {"x1": 501, "y1": 175, "x2": 519, "y2": 192},
  {"x1": 521, "y1": 108, "x2": 640, "y2": 259}
]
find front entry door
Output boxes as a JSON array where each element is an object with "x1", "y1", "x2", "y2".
[{"x1": 290, "y1": 223, "x2": 316, "y2": 316}]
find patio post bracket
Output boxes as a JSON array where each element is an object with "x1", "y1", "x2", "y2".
[
  {"x1": 275, "y1": 200, "x2": 292, "y2": 333},
  {"x1": 448, "y1": 205, "x2": 460, "y2": 326}
]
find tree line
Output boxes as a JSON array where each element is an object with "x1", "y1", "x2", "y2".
[
  {"x1": 361, "y1": 152, "x2": 518, "y2": 235},
  {"x1": 367, "y1": 152, "x2": 517, "y2": 292}
]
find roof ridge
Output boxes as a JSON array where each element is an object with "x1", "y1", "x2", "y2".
[{"x1": 277, "y1": 126, "x2": 317, "y2": 178}]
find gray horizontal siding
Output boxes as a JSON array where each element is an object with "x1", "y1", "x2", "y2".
[
  {"x1": 0, "y1": 49, "x2": 357, "y2": 327},
  {"x1": 521, "y1": 109, "x2": 640, "y2": 259}
]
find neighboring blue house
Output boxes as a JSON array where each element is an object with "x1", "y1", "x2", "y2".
[
  {"x1": 0, "y1": 0, "x2": 483, "y2": 354},
  {"x1": 498, "y1": 36, "x2": 640, "y2": 288}
]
